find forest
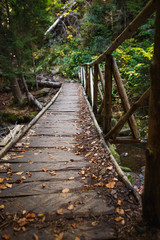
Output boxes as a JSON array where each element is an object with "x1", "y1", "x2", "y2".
[{"x1": 0, "y1": 0, "x2": 160, "y2": 237}]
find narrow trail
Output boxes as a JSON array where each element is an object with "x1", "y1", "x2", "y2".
[{"x1": 0, "y1": 82, "x2": 139, "y2": 239}]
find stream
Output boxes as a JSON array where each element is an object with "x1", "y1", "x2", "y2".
[{"x1": 116, "y1": 142, "x2": 147, "y2": 194}]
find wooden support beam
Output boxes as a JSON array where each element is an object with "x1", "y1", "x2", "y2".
[
  {"x1": 103, "y1": 55, "x2": 112, "y2": 134},
  {"x1": 93, "y1": 64, "x2": 98, "y2": 114},
  {"x1": 110, "y1": 137, "x2": 141, "y2": 144},
  {"x1": 105, "y1": 87, "x2": 150, "y2": 140},
  {"x1": 112, "y1": 57, "x2": 139, "y2": 139},
  {"x1": 85, "y1": 65, "x2": 89, "y2": 95}
]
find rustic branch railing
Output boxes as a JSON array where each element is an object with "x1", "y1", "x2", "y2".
[{"x1": 80, "y1": 0, "x2": 155, "y2": 143}]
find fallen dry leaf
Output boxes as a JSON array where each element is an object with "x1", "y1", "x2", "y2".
[
  {"x1": 115, "y1": 216, "x2": 124, "y2": 222},
  {"x1": 115, "y1": 208, "x2": 125, "y2": 215},
  {"x1": 54, "y1": 232, "x2": 64, "y2": 240},
  {"x1": 21, "y1": 176, "x2": 26, "y2": 180},
  {"x1": 85, "y1": 152, "x2": 92, "y2": 157},
  {"x1": 15, "y1": 171, "x2": 24, "y2": 175},
  {"x1": 67, "y1": 204, "x2": 74, "y2": 210},
  {"x1": 2, "y1": 234, "x2": 11, "y2": 240},
  {"x1": 38, "y1": 213, "x2": 44, "y2": 217},
  {"x1": 33, "y1": 233, "x2": 39, "y2": 240},
  {"x1": 71, "y1": 222, "x2": 77, "y2": 229},
  {"x1": 42, "y1": 168, "x2": 47, "y2": 172},
  {"x1": 49, "y1": 171, "x2": 56, "y2": 176},
  {"x1": 0, "y1": 178, "x2": 4, "y2": 183},
  {"x1": 0, "y1": 205, "x2": 5, "y2": 209},
  {"x1": 92, "y1": 221, "x2": 99, "y2": 226},
  {"x1": 56, "y1": 208, "x2": 63, "y2": 215},
  {"x1": 26, "y1": 213, "x2": 36, "y2": 218},
  {"x1": 13, "y1": 227, "x2": 21, "y2": 232},
  {"x1": 106, "y1": 166, "x2": 113, "y2": 170},
  {"x1": 62, "y1": 188, "x2": 70, "y2": 193},
  {"x1": 5, "y1": 183, "x2": 12, "y2": 188},
  {"x1": 117, "y1": 200, "x2": 122, "y2": 206},
  {"x1": 42, "y1": 184, "x2": 47, "y2": 188},
  {"x1": 106, "y1": 181, "x2": 116, "y2": 189},
  {"x1": 0, "y1": 184, "x2": 7, "y2": 190},
  {"x1": 75, "y1": 237, "x2": 80, "y2": 240},
  {"x1": 68, "y1": 177, "x2": 75, "y2": 180},
  {"x1": 34, "y1": 153, "x2": 39, "y2": 156}
]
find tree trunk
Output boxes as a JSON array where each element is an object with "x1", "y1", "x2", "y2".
[
  {"x1": 142, "y1": 0, "x2": 160, "y2": 227},
  {"x1": 10, "y1": 77, "x2": 23, "y2": 104}
]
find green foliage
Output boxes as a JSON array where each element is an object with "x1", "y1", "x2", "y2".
[{"x1": 113, "y1": 38, "x2": 154, "y2": 99}]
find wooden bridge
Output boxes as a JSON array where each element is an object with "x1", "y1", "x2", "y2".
[{"x1": 0, "y1": 0, "x2": 159, "y2": 238}]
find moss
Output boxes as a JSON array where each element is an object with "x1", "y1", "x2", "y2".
[
  {"x1": 1, "y1": 111, "x2": 37, "y2": 124},
  {"x1": 109, "y1": 144, "x2": 121, "y2": 164}
]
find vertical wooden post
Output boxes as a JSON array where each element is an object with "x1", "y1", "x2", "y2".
[
  {"x1": 93, "y1": 64, "x2": 98, "y2": 114},
  {"x1": 85, "y1": 65, "x2": 89, "y2": 94},
  {"x1": 103, "y1": 55, "x2": 112, "y2": 134},
  {"x1": 87, "y1": 66, "x2": 91, "y2": 103},
  {"x1": 142, "y1": 0, "x2": 160, "y2": 226}
]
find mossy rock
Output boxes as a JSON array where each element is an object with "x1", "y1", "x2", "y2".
[{"x1": 36, "y1": 88, "x2": 50, "y2": 98}]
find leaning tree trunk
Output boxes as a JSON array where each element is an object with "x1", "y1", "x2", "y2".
[
  {"x1": 10, "y1": 77, "x2": 23, "y2": 104},
  {"x1": 142, "y1": 0, "x2": 160, "y2": 227}
]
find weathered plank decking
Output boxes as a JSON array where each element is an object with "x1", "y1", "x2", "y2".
[{"x1": 0, "y1": 82, "x2": 116, "y2": 239}]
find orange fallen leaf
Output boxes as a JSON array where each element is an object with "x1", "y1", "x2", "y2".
[
  {"x1": 68, "y1": 177, "x2": 75, "y2": 180},
  {"x1": 13, "y1": 227, "x2": 21, "y2": 232},
  {"x1": 115, "y1": 216, "x2": 124, "y2": 222},
  {"x1": 2, "y1": 234, "x2": 11, "y2": 240},
  {"x1": 121, "y1": 219, "x2": 125, "y2": 225},
  {"x1": 65, "y1": 142, "x2": 70, "y2": 144},
  {"x1": 85, "y1": 152, "x2": 92, "y2": 157},
  {"x1": 34, "y1": 153, "x2": 39, "y2": 156},
  {"x1": 71, "y1": 222, "x2": 77, "y2": 229},
  {"x1": 42, "y1": 184, "x2": 47, "y2": 188},
  {"x1": 0, "y1": 205, "x2": 5, "y2": 209},
  {"x1": 16, "y1": 155, "x2": 24, "y2": 158},
  {"x1": 21, "y1": 176, "x2": 26, "y2": 180},
  {"x1": 42, "y1": 168, "x2": 47, "y2": 172},
  {"x1": 0, "y1": 178, "x2": 4, "y2": 183},
  {"x1": 91, "y1": 221, "x2": 99, "y2": 226},
  {"x1": 106, "y1": 166, "x2": 113, "y2": 170},
  {"x1": 106, "y1": 181, "x2": 116, "y2": 189},
  {"x1": 67, "y1": 204, "x2": 74, "y2": 210},
  {"x1": 49, "y1": 171, "x2": 56, "y2": 176},
  {"x1": 62, "y1": 188, "x2": 70, "y2": 193},
  {"x1": 56, "y1": 208, "x2": 63, "y2": 215},
  {"x1": 38, "y1": 213, "x2": 44, "y2": 217},
  {"x1": 75, "y1": 237, "x2": 80, "y2": 240},
  {"x1": 5, "y1": 183, "x2": 12, "y2": 188},
  {"x1": 0, "y1": 184, "x2": 7, "y2": 190},
  {"x1": 15, "y1": 171, "x2": 24, "y2": 175},
  {"x1": 33, "y1": 233, "x2": 39, "y2": 240},
  {"x1": 54, "y1": 232, "x2": 64, "y2": 240},
  {"x1": 117, "y1": 200, "x2": 122, "y2": 206},
  {"x1": 26, "y1": 213, "x2": 36, "y2": 218},
  {"x1": 115, "y1": 208, "x2": 125, "y2": 215}
]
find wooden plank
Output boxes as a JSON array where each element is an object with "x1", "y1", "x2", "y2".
[
  {"x1": 110, "y1": 137, "x2": 141, "y2": 144},
  {"x1": 105, "y1": 87, "x2": 150, "y2": 140},
  {"x1": 103, "y1": 55, "x2": 112, "y2": 134},
  {"x1": 93, "y1": 64, "x2": 98, "y2": 114},
  {"x1": 112, "y1": 57, "x2": 139, "y2": 139},
  {"x1": 85, "y1": 0, "x2": 155, "y2": 66}
]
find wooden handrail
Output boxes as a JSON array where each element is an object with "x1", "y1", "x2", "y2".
[{"x1": 84, "y1": 0, "x2": 155, "y2": 66}]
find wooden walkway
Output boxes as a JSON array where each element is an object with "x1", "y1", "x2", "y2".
[{"x1": 0, "y1": 82, "x2": 117, "y2": 239}]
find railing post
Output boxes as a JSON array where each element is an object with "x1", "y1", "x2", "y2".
[
  {"x1": 87, "y1": 66, "x2": 91, "y2": 103},
  {"x1": 93, "y1": 64, "x2": 98, "y2": 114},
  {"x1": 103, "y1": 55, "x2": 112, "y2": 134},
  {"x1": 85, "y1": 65, "x2": 89, "y2": 94}
]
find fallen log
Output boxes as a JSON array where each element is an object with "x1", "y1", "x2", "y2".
[
  {"x1": 22, "y1": 76, "x2": 43, "y2": 110},
  {"x1": 37, "y1": 80, "x2": 61, "y2": 88}
]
